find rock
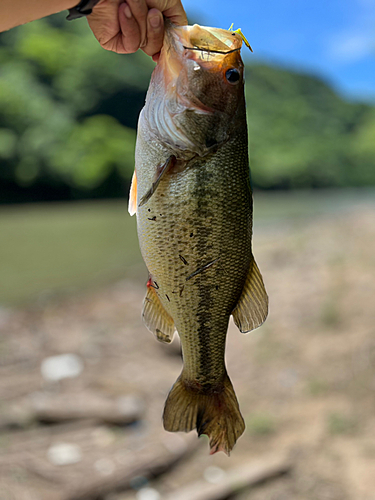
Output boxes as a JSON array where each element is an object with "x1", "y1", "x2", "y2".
[
  {"x1": 41, "y1": 354, "x2": 84, "y2": 382},
  {"x1": 136, "y1": 488, "x2": 161, "y2": 500},
  {"x1": 47, "y1": 442, "x2": 82, "y2": 466},
  {"x1": 203, "y1": 466, "x2": 227, "y2": 484}
]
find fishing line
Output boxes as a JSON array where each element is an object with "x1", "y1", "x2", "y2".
[{"x1": 182, "y1": 46, "x2": 241, "y2": 55}]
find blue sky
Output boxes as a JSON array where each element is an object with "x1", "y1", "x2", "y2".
[{"x1": 183, "y1": 0, "x2": 375, "y2": 103}]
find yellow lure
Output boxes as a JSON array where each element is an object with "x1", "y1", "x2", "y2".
[{"x1": 228, "y1": 23, "x2": 253, "y2": 52}]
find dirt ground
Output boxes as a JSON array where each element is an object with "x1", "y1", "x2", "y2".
[{"x1": 1, "y1": 201, "x2": 375, "y2": 500}]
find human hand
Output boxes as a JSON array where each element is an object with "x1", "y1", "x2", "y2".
[{"x1": 88, "y1": 0, "x2": 187, "y2": 59}]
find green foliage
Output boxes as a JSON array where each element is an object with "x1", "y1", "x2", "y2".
[
  {"x1": 49, "y1": 115, "x2": 136, "y2": 188},
  {"x1": 348, "y1": 110, "x2": 375, "y2": 185},
  {"x1": 320, "y1": 298, "x2": 341, "y2": 328},
  {"x1": 0, "y1": 13, "x2": 375, "y2": 199},
  {"x1": 246, "y1": 64, "x2": 373, "y2": 189},
  {"x1": 327, "y1": 412, "x2": 358, "y2": 435},
  {"x1": 308, "y1": 378, "x2": 329, "y2": 396},
  {"x1": 246, "y1": 412, "x2": 276, "y2": 436},
  {"x1": 0, "y1": 14, "x2": 151, "y2": 194}
]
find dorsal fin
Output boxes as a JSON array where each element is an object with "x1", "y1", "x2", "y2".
[
  {"x1": 128, "y1": 171, "x2": 137, "y2": 216},
  {"x1": 232, "y1": 257, "x2": 268, "y2": 333}
]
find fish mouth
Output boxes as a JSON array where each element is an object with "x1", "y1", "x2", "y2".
[
  {"x1": 165, "y1": 23, "x2": 243, "y2": 62},
  {"x1": 157, "y1": 23, "x2": 244, "y2": 105},
  {"x1": 144, "y1": 23, "x2": 245, "y2": 156}
]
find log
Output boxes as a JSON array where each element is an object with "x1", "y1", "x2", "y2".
[
  {"x1": 0, "y1": 392, "x2": 145, "y2": 429},
  {"x1": 163, "y1": 454, "x2": 292, "y2": 500},
  {"x1": 64, "y1": 433, "x2": 199, "y2": 500},
  {"x1": 32, "y1": 393, "x2": 144, "y2": 425}
]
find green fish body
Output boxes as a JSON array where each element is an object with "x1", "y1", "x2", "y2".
[{"x1": 129, "y1": 23, "x2": 268, "y2": 454}]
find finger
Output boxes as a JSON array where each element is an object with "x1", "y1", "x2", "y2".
[
  {"x1": 147, "y1": 0, "x2": 187, "y2": 26},
  {"x1": 87, "y1": 0, "x2": 121, "y2": 50},
  {"x1": 126, "y1": 0, "x2": 149, "y2": 47},
  {"x1": 118, "y1": 2, "x2": 142, "y2": 53},
  {"x1": 142, "y1": 8, "x2": 164, "y2": 57}
]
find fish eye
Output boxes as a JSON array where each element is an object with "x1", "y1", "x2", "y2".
[{"x1": 225, "y1": 68, "x2": 240, "y2": 85}]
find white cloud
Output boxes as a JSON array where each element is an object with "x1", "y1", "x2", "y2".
[
  {"x1": 329, "y1": 33, "x2": 374, "y2": 62},
  {"x1": 327, "y1": 0, "x2": 375, "y2": 63}
]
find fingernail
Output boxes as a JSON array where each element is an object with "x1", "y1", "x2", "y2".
[
  {"x1": 149, "y1": 15, "x2": 161, "y2": 29},
  {"x1": 124, "y1": 4, "x2": 132, "y2": 19}
]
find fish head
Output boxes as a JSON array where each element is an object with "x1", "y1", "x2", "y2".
[{"x1": 143, "y1": 23, "x2": 247, "y2": 157}]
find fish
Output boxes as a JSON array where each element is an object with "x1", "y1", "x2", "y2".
[{"x1": 128, "y1": 22, "x2": 268, "y2": 455}]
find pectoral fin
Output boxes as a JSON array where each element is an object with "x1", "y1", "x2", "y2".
[
  {"x1": 143, "y1": 284, "x2": 175, "y2": 343},
  {"x1": 128, "y1": 171, "x2": 137, "y2": 216},
  {"x1": 232, "y1": 257, "x2": 268, "y2": 333},
  {"x1": 139, "y1": 155, "x2": 176, "y2": 208}
]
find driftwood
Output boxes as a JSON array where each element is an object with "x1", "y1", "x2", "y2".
[
  {"x1": 163, "y1": 454, "x2": 292, "y2": 500},
  {"x1": 30, "y1": 393, "x2": 145, "y2": 425},
  {"x1": 0, "y1": 418, "x2": 199, "y2": 500},
  {"x1": 64, "y1": 433, "x2": 199, "y2": 500},
  {"x1": 0, "y1": 392, "x2": 144, "y2": 429},
  {"x1": 0, "y1": 420, "x2": 104, "y2": 468}
]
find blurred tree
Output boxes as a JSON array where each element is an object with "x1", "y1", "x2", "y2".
[
  {"x1": 0, "y1": 14, "x2": 374, "y2": 202},
  {"x1": 49, "y1": 115, "x2": 135, "y2": 188},
  {"x1": 0, "y1": 14, "x2": 152, "y2": 201},
  {"x1": 348, "y1": 110, "x2": 375, "y2": 185},
  {"x1": 246, "y1": 65, "x2": 372, "y2": 189}
]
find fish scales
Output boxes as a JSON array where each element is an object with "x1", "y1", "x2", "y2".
[
  {"x1": 138, "y1": 129, "x2": 251, "y2": 381},
  {"x1": 129, "y1": 22, "x2": 268, "y2": 454}
]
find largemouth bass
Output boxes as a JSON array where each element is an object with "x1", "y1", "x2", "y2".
[{"x1": 129, "y1": 22, "x2": 268, "y2": 454}]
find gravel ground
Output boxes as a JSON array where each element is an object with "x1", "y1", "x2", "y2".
[{"x1": 1, "y1": 202, "x2": 374, "y2": 500}]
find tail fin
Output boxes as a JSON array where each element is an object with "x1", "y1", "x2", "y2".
[{"x1": 163, "y1": 373, "x2": 245, "y2": 455}]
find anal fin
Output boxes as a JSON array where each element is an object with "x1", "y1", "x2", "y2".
[
  {"x1": 143, "y1": 284, "x2": 175, "y2": 343},
  {"x1": 128, "y1": 171, "x2": 137, "y2": 216},
  {"x1": 232, "y1": 257, "x2": 268, "y2": 333}
]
